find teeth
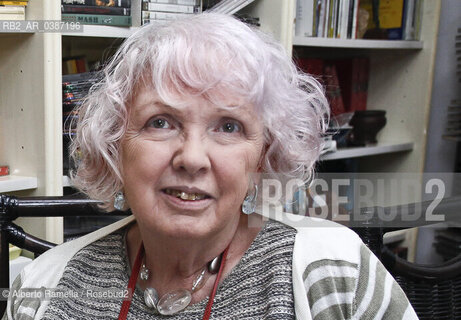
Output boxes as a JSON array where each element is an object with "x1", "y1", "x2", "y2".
[{"x1": 165, "y1": 189, "x2": 207, "y2": 201}]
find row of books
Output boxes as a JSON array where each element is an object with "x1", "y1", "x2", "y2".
[
  {"x1": 141, "y1": 0, "x2": 200, "y2": 25},
  {"x1": 60, "y1": 0, "x2": 203, "y2": 26},
  {"x1": 62, "y1": 72, "x2": 102, "y2": 174},
  {"x1": 206, "y1": 0, "x2": 256, "y2": 15},
  {"x1": 61, "y1": 0, "x2": 132, "y2": 26},
  {"x1": 295, "y1": 0, "x2": 423, "y2": 40},
  {"x1": 296, "y1": 57, "x2": 369, "y2": 116},
  {"x1": 0, "y1": 1, "x2": 28, "y2": 20},
  {"x1": 63, "y1": 56, "x2": 89, "y2": 75}
]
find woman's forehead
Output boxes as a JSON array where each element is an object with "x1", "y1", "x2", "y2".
[
  {"x1": 132, "y1": 83, "x2": 253, "y2": 110},
  {"x1": 129, "y1": 84, "x2": 259, "y2": 119}
]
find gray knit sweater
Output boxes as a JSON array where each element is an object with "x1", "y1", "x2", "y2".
[{"x1": 41, "y1": 220, "x2": 296, "y2": 319}]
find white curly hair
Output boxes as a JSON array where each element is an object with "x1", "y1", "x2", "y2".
[{"x1": 70, "y1": 12, "x2": 329, "y2": 210}]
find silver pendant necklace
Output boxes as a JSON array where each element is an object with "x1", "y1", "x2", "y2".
[{"x1": 140, "y1": 252, "x2": 223, "y2": 315}]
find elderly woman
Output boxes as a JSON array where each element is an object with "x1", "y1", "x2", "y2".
[{"x1": 3, "y1": 13, "x2": 417, "y2": 320}]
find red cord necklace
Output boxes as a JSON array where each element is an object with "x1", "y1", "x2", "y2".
[{"x1": 118, "y1": 243, "x2": 229, "y2": 320}]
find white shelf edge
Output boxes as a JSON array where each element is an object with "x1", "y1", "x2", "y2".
[
  {"x1": 320, "y1": 142, "x2": 414, "y2": 161},
  {"x1": 62, "y1": 25, "x2": 140, "y2": 38},
  {"x1": 293, "y1": 37, "x2": 423, "y2": 49},
  {"x1": 0, "y1": 175, "x2": 38, "y2": 193}
]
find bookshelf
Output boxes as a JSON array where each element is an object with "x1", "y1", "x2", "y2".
[
  {"x1": 288, "y1": 0, "x2": 439, "y2": 176},
  {"x1": 284, "y1": 0, "x2": 440, "y2": 261},
  {"x1": 0, "y1": 0, "x2": 441, "y2": 245},
  {"x1": 0, "y1": 0, "x2": 62, "y2": 243}
]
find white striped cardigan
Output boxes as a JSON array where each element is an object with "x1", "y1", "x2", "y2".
[{"x1": 3, "y1": 212, "x2": 418, "y2": 320}]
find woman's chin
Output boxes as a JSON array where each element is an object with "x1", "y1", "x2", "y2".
[
  {"x1": 159, "y1": 220, "x2": 217, "y2": 240},
  {"x1": 140, "y1": 212, "x2": 219, "y2": 240}
]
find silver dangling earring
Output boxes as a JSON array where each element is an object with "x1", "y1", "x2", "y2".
[
  {"x1": 114, "y1": 191, "x2": 125, "y2": 210},
  {"x1": 242, "y1": 184, "x2": 258, "y2": 215}
]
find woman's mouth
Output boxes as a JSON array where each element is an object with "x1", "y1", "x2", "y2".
[{"x1": 163, "y1": 189, "x2": 210, "y2": 201}]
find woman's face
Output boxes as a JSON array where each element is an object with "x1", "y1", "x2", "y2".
[{"x1": 121, "y1": 86, "x2": 265, "y2": 239}]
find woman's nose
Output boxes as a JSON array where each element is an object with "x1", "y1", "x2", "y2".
[{"x1": 172, "y1": 134, "x2": 211, "y2": 176}]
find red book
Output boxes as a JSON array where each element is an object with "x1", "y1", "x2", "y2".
[
  {"x1": 295, "y1": 58, "x2": 325, "y2": 82},
  {"x1": 334, "y1": 58, "x2": 362, "y2": 112},
  {"x1": 323, "y1": 64, "x2": 346, "y2": 116},
  {"x1": 356, "y1": 57, "x2": 369, "y2": 111},
  {"x1": 0, "y1": 165, "x2": 9, "y2": 176},
  {"x1": 76, "y1": 57, "x2": 88, "y2": 74}
]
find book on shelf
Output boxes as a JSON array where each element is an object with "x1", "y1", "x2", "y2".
[
  {"x1": 0, "y1": 165, "x2": 9, "y2": 177},
  {"x1": 327, "y1": 0, "x2": 339, "y2": 38},
  {"x1": 142, "y1": 2, "x2": 199, "y2": 13},
  {"x1": 357, "y1": 57, "x2": 369, "y2": 111},
  {"x1": 142, "y1": 10, "x2": 190, "y2": 20},
  {"x1": 316, "y1": 0, "x2": 327, "y2": 37},
  {"x1": 0, "y1": 5, "x2": 24, "y2": 13},
  {"x1": 359, "y1": 0, "x2": 423, "y2": 40},
  {"x1": 0, "y1": 13, "x2": 25, "y2": 20},
  {"x1": 402, "y1": 0, "x2": 415, "y2": 40},
  {"x1": 61, "y1": 0, "x2": 131, "y2": 7},
  {"x1": 61, "y1": 13, "x2": 132, "y2": 26},
  {"x1": 323, "y1": 63, "x2": 345, "y2": 116},
  {"x1": 142, "y1": 0, "x2": 199, "y2": 5},
  {"x1": 376, "y1": 0, "x2": 405, "y2": 40},
  {"x1": 350, "y1": 0, "x2": 359, "y2": 38},
  {"x1": 62, "y1": 72, "x2": 103, "y2": 174},
  {"x1": 402, "y1": 0, "x2": 424, "y2": 40},
  {"x1": 206, "y1": 0, "x2": 256, "y2": 15},
  {"x1": 295, "y1": 58, "x2": 324, "y2": 81},
  {"x1": 296, "y1": 57, "x2": 369, "y2": 113},
  {"x1": 62, "y1": 56, "x2": 89, "y2": 75},
  {"x1": 295, "y1": 0, "x2": 314, "y2": 37},
  {"x1": 296, "y1": 0, "x2": 423, "y2": 40},
  {"x1": 0, "y1": 1, "x2": 27, "y2": 5},
  {"x1": 338, "y1": 0, "x2": 351, "y2": 39},
  {"x1": 61, "y1": 4, "x2": 131, "y2": 15},
  {"x1": 334, "y1": 57, "x2": 369, "y2": 112},
  {"x1": 413, "y1": 0, "x2": 423, "y2": 40}
]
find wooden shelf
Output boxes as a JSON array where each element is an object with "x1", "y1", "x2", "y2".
[
  {"x1": 320, "y1": 142, "x2": 414, "y2": 161},
  {"x1": 0, "y1": 175, "x2": 38, "y2": 193},
  {"x1": 293, "y1": 37, "x2": 423, "y2": 49},
  {"x1": 62, "y1": 25, "x2": 139, "y2": 38},
  {"x1": 0, "y1": 32, "x2": 34, "y2": 38}
]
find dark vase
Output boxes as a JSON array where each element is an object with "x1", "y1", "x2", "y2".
[{"x1": 348, "y1": 110, "x2": 387, "y2": 146}]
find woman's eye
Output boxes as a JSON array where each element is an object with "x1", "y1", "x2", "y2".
[
  {"x1": 148, "y1": 118, "x2": 171, "y2": 129},
  {"x1": 219, "y1": 121, "x2": 242, "y2": 133}
]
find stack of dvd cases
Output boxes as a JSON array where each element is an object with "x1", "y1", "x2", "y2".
[
  {"x1": 0, "y1": 0, "x2": 29, "y2": 21},
  {"x1": 62, "y1": 72, "x2": 102, "y2": 175},
  {"x1": 61, "y1": 0, "x2": 132, "y2": 27},
  {"x1": 141, "y1": 0, "x2": 200, "y2": 25}
]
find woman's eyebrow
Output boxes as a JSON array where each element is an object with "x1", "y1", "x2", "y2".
[
  {"x1": 216, "y1": 104, "x2": 255, "y2": 119},
  {"x1": 132, "y1": 100, "x2": 177, "y2": 119}
]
